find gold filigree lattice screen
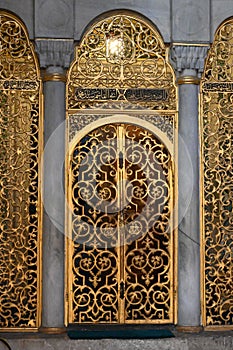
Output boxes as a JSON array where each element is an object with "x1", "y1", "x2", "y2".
[
  {"x1": 200, "y1": 18, "x2": 233, "y2": 329},
  {"x1": 0, "y1": 12, "x2": 42, "y2": 330},
  {"x1": 66, "y1": 13, "x2": 178, "y2": 325}
]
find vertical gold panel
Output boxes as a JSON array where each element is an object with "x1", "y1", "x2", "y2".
[
  {"x1": 0, "y1": 12, "x2": 42, "y2": 330},
  {"x1": 66, "y1": 12, "x2": 177, "y2": 325},
  {"x1": 123, "y1": 124, "x2": 173, "y2": 323},
  {"x1": 200, "y1": 18, "x2": 233, "y2": 328},
  {"x1": 70, "y1": 124, "x2": 119, "y2": 323}
]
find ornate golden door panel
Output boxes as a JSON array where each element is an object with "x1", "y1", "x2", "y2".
[
  {"x1": 67, "y1": 122, "x2": 173, "y2": 323},
  {"x1": 0, "y1": 12, "x2": 42, "y2": 330},
  {"x1": 66, "y1": 12, "x2": 178, "y2": 325},
  {"x1": 200, "y1": 18, "x2": 233, "y2": 329}
]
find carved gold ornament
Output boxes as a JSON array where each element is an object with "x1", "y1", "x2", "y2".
[
  {"x1": 200, "y1": 18, "x2": 233, "y2": 329},
  {"x1": 66, "y1": 12, "x2": 177, "y2": 325},
  {"x1": 67, "y1": 13, "x2": 176, "y2": 111},
  {"x1": 67, "y1": 123, "x2": 174, "y2": 323},
  {"x1": 0, "y1": 12, "x2": 42, "y2": 330}
]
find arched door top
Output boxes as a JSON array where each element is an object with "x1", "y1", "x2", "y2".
[
  {"x1": 67, "y1": 12, "x2": 177, "y2": 112},
  {"x1": 69, "y1": 115, "x2": 174, "y2": 157}
]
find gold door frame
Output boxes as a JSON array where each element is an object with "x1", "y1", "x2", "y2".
[
  {"x1": 65, "y1": 11, "x2": 178, "y2": 326},
  {"x1": 0, "y1": 11, "x2": 43, "y2": 331},
  {"x1": 200, "y1": 17, "x2": 233, "y2": 330}
]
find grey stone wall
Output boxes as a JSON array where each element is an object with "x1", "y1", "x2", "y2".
[
  {"x1": 0, "y1": 0, "x2": 232, "y2": 42},
  {"x1": 0, "y1": 0, "x2": 34, "y2": 37}
]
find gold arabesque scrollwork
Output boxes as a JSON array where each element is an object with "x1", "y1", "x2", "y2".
[
  {"x1": 67, "y1": 13, "x2": 176, "y2": 111},
  {"x1": 200, "y1": 18, "x2": 233, "y2": 328},
  {"x1": 67, "y1": 123, "x2": 174, "y2": 324},
  {"x1": 0, "y1": 12, "x2": 42, "y2": 330},
  {"x1": 66, "y1": 12, "x2": 177, "y2": 325}
]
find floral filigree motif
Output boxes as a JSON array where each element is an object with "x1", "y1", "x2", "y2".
[
  {"x1": 68, "y1": 123, "x2": 173, "y2": 323},
  {"x1": 69, "y1": 113, "x2": 174, "y2": 143},
  {"x1": 0, "y1": 13, "x2": 41, "y2": 329},
  {"x1": 67, "y1": 12, "x2": 176, "y2": 325},
  {"x1": 201, "y1": 18, "x2": 233, "y2": 327},
  {"x1": 67, "y1": 14, "x2": 177, "y2": 111}
]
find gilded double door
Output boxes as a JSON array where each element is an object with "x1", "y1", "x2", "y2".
[{"x1": 67, "y1": 122, "x2": 174, "y2": 324}]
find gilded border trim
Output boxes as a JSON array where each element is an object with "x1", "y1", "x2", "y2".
[
  {"x1": 177, "y1": 76, "x2": 200, "y2": 85},
  {"x1": 204, "y1": 326, "x2": 233, "y2": 331},
  {"x1": 176, "y1": 326, "x2": 203, "y2": 333},
  {"x1": 43, "y1": 73, "x2": 67, "y2": 83},
  {"x1": 40, "y1": 327, "x2": 67, "y2": 334}
]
